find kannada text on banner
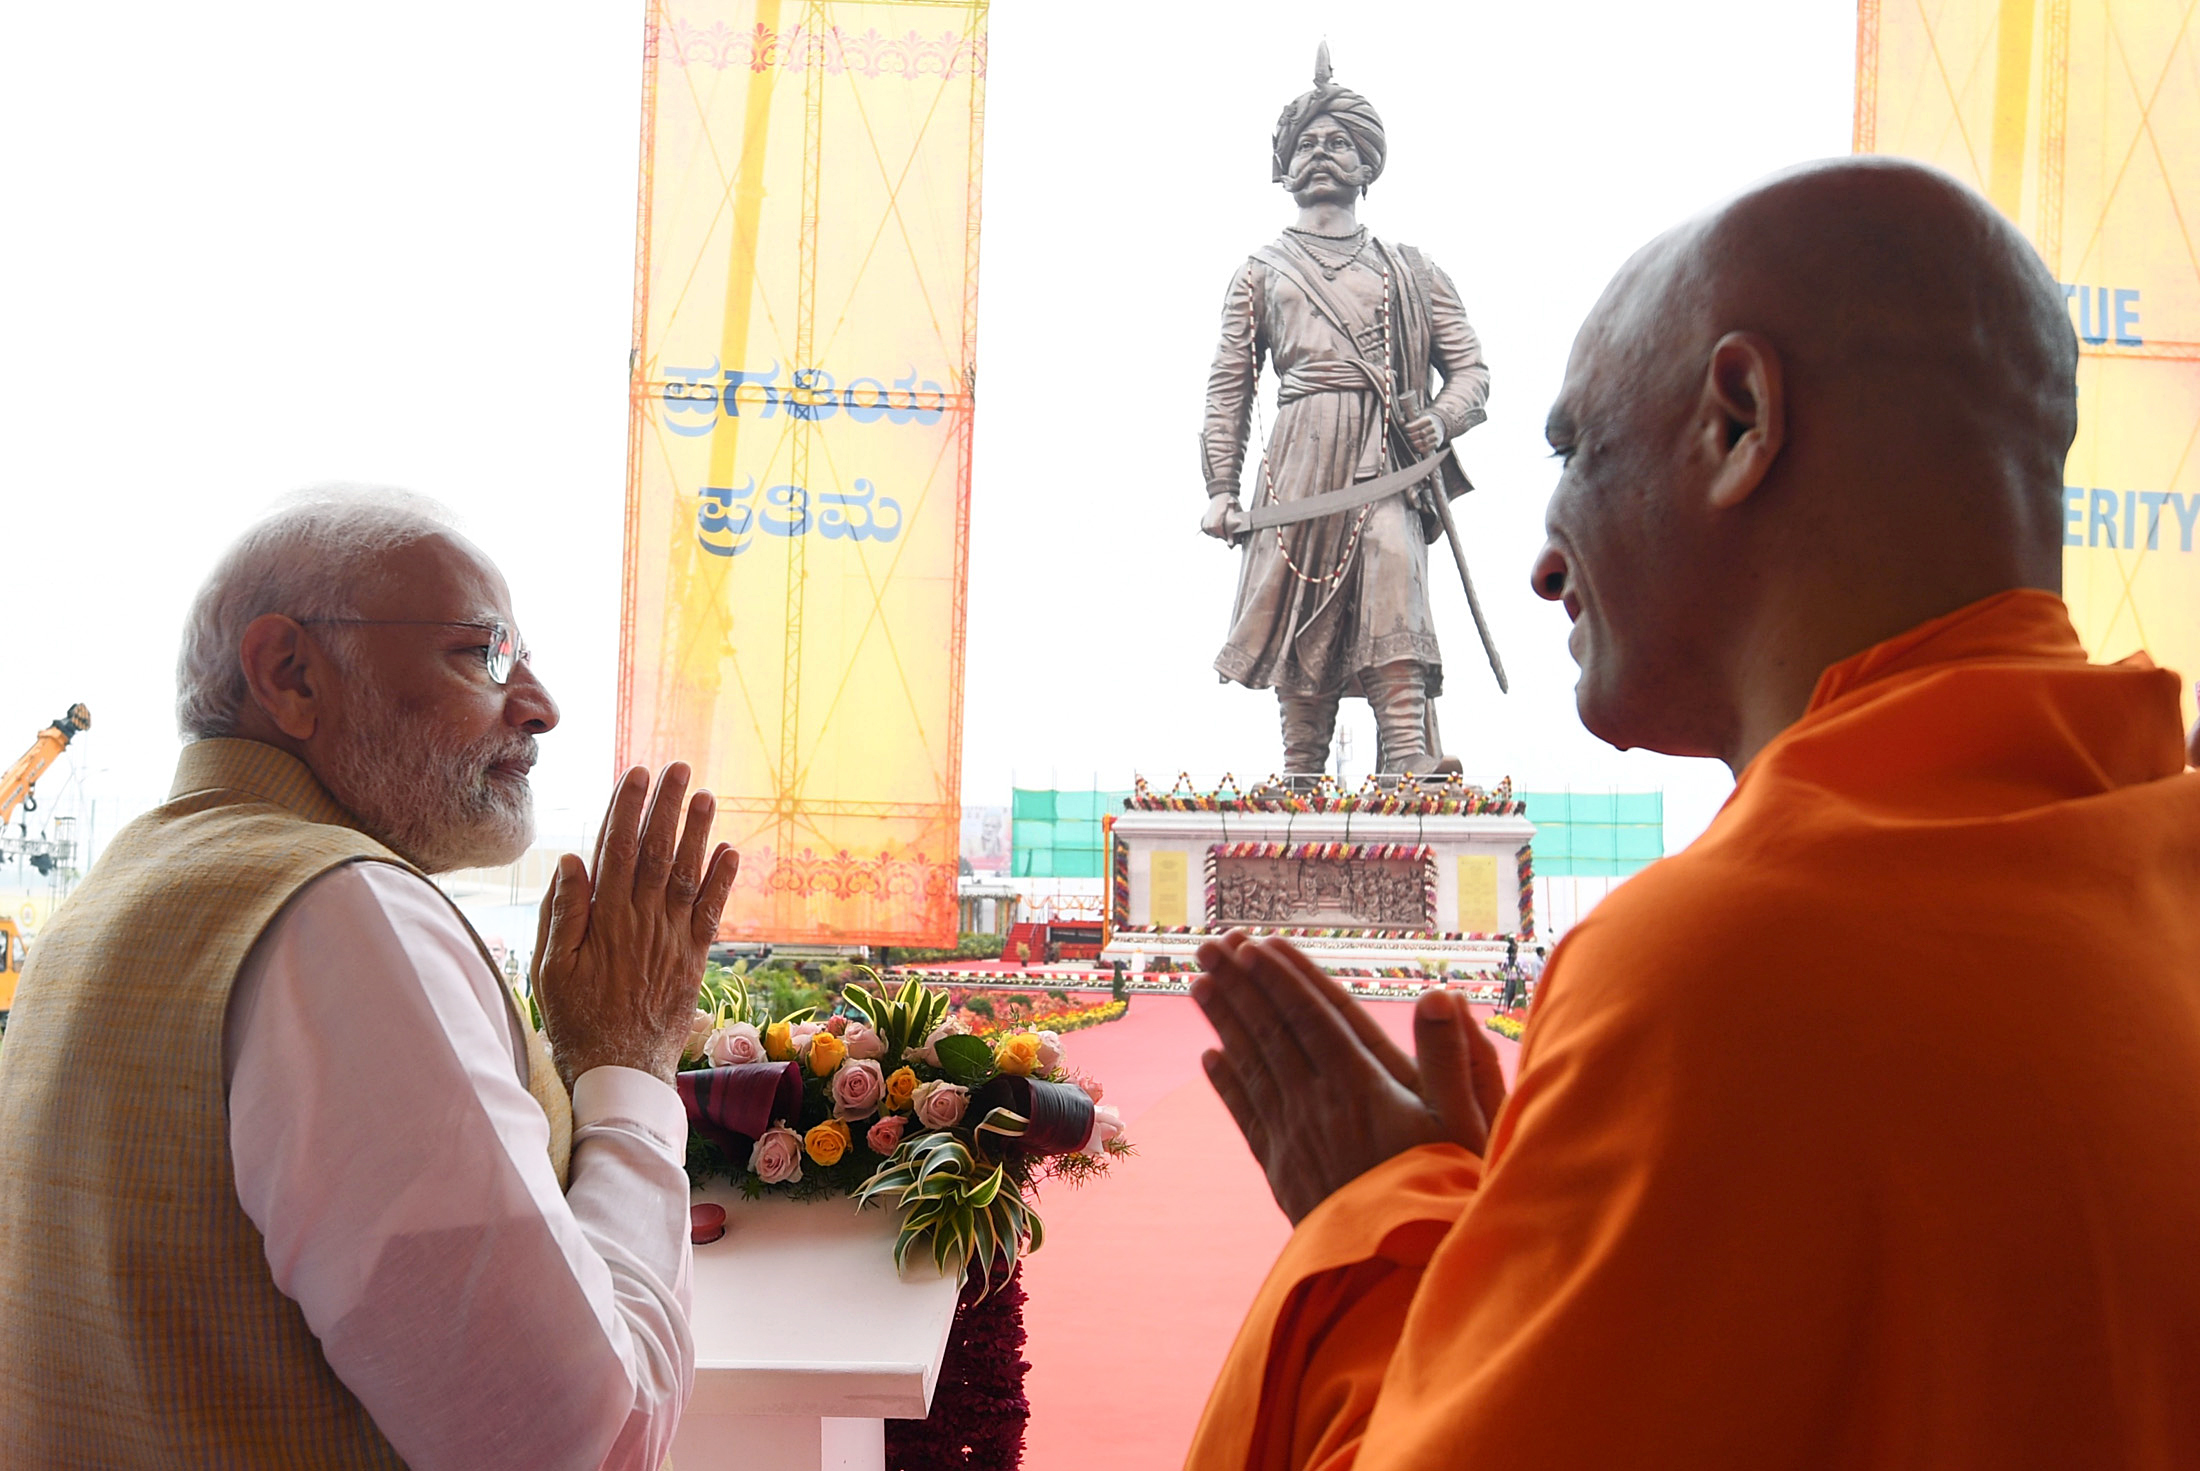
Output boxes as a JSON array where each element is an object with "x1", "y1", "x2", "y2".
[{"x1": 618, "y1": 1, "x2": 988, "y2": 944}]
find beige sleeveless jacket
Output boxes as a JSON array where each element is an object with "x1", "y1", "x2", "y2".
[{"x1": 0, "y1": 738, "x2": 570, "y2": 1469}]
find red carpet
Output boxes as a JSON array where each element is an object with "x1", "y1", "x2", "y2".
[{"x1": 1018, "y1": 995, "x2": 1518, "y2": 1471}]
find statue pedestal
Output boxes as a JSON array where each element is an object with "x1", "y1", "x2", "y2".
[
  {"x1": 1104, "y1": 788, "x2": 1535, "y2": 985},
  {"x1": 674, "y1": 1188, "x2": 960, "y2": 1471}
]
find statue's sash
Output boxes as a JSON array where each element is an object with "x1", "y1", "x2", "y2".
[{"x1": 1247, "y1": 236, "x2": 1467, "y2": 519}]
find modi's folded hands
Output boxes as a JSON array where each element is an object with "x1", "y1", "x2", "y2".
[{"x1": 532, "y1": 762, "x2": 741, "y2": 1089}]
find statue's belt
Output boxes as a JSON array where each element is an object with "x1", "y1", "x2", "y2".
[{"x1": 1243, "y1": 446, "x2": 1450, "y2": 530}]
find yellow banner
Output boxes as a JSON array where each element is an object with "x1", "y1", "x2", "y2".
[
  {"x1": 618, "y1": 0, "x2": 987, "y2": 943},
  {"x1": 1857, "y1": 0, "x2": 2200, "y2": 722}
]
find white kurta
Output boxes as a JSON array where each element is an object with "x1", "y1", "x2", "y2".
[{"x1": 223, "y1": 861, "x2": 693, "y2": 1471}]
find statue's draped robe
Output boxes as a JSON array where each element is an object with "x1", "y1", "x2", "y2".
[
  {"x1": 1203, "y1": 234, "x2": 1488, "y2": 698},
  {"x1": 1187, "y1": 590, "x2": 2200, "y2": 1471}
]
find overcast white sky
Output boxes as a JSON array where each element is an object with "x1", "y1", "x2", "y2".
[{"x1": 0, "y1": 0, "x2": 1856, "y2": 865}]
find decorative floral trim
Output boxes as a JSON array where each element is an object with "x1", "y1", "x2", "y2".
[
  {"x1": 663, "y1": 19, "x2": 987, "y2": 79},
  {"x1": 1516, "y1": 844, "x2": 1536, "y2": 940},
  {"x1": 1110, "y1": 828, "x2": 1130, "y2": 930},
  {"x1": 1112, "y1": 923, "x2": 1521, "y2": 942},
  {"x1": 1126, "y1": 771, "x2": 1525, "y2": 816}
]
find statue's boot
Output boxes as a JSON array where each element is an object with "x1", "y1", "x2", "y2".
[
  {"x1": 1368, "y1": 659, "x2": 1448, "y2": 776},
  {"x1": 1278, "y1": 693, "x2": 1339, "y2": 775}
]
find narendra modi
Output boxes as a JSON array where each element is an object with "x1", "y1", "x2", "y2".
[{"x1": 0, "y1": 489, "x2": 737, "y2": 1470}]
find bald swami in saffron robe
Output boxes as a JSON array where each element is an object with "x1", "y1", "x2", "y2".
[{"x1": 1188, "y1": 589, "x2": 2200, "y2": 1470}]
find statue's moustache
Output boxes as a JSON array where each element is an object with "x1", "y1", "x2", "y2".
[{"x1": 1285, "y1": 156, "x2": 1370, "y2": 192}]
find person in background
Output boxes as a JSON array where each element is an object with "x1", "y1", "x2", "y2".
[
  {"x1": 0, "y1": 490, "x2": 737, "y2": 1470},
  {"x1": 1519, "y1": 943, "x2": 1546, "y2": 1002},
  {"x1": 1497, "y1": 937, "x2": 1522, "y2": 1012}
]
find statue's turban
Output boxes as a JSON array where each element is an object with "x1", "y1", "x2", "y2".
[{"x1": 1271, "y1": 44, "x2": 1387, "y2": 186}]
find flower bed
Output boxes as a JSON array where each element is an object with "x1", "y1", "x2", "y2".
[
  {"x1": 947, "y1": 989, "x2": 1128, "y2": 1039},
  {"x1": 1485, "y1": 1009, "x2": 1526, "y2": 1041}
]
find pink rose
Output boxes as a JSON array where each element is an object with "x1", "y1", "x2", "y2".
[
  {"x1": 1078, "y1": 1075, "x2": 1104, "y2": 1103},
  {"x1": 844, "y1": 1023, "x2": 888, "y2": 1061},
  {"x1": 831, "y1": 1058, "x2": 886, "y2": 1120},
  {"x1": 748, "y1": 1125, "x2": 804, "y2": 1185},
  {"x1": 790, "y1": 1022, "x2": 821, "y2": 1053},
  {"x1": 705, "y1": 1021, "x2": 764, "y2": 1067},
  {"x1": 910, "y1": 1079, "x2": 970, "y2": 1130},
  {"x1": 1035, "y1": 1030, "x2": 1063, "y2": 1072},
  {"x1": 824, "y1": 1015, "x2": 849, "y2": 1036},
  {"x1": 910, "y1": 1021, "x2": 965, "y2": 1068},
  {"x1": 866, "y1": 1114, "x2": 907, "y2": 1155},
  {"x1": 1081, "y1": 1104, "x2": 1123, "y2": 1154}
]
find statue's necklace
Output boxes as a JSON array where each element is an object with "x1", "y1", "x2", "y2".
[{"x1": 1289, "y1": 227, "x2": 1368, "y2": 280}]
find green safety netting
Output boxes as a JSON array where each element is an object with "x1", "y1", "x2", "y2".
[
  {"x1": 1010, "y1": 788, "x2": 1131, "y2": 879},
  {"x1": 1520, "y1": 791, "x2": 1665, "y2": 877}
]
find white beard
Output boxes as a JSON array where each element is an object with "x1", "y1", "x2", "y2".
[{"x1": 319, "y1": 685, "x2": 536, "y2": 874}]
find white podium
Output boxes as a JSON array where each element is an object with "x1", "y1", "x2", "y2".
[{"x1": 673, "y1": 1183, "x2": 963, "y2": 1471}]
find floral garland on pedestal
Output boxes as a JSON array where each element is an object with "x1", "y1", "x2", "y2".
[
  {"x1": 1128, "y1": 771, "x2": 1525, "y2": 816},
  {"x1": 886, "y1": 1266, "x2": 1031, "y2": 1471}
]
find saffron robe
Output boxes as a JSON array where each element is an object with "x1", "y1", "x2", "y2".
[{"x1": 1187, "y1": 589, "x2": 2200, "y2": 1470}]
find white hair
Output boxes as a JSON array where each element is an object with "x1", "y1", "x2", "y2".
[{"x1": 175, "y1": 486, "x2": 461, "y2": 739}]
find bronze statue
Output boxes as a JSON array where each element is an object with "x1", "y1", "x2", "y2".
[{"x1": 1202, "y1": 46, "x2": 1493, "y2": 776}]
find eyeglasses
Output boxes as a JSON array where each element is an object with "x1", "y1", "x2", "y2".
[{"x1": 299, "y1": 618, "x2": 524, "y2": 685}]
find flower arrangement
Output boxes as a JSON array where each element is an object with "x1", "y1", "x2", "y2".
[
  {"x1": 677, "y1": 966, "x2": 1129, "y2": 1292},
  {"x1": 1485, "y1": 1010, "x2": 1526, "y2": 1041}
]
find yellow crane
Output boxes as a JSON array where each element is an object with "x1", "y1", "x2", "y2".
[{"x1": 2, "y1": 704, "x2": 91, "y2": 1014}]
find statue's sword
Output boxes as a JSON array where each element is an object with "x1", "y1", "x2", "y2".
[
  {"x1": 1242, "y1": 443, "x2": 1509, "y2": 694},
  {"x1": 1426, "y1": 445, "x2": 1509, "y2": 694}
]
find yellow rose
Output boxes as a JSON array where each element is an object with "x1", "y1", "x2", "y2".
[
  {"x1": 884, "y1": 1065, "x2": 918, "y2": 1110},
  {"x1": 994, "y1": 1033, "x2": 1042, "y2": 1078},
  {"x1": 807, "y1": 1031, "x2": 848, "y2": 1076},
  {"x1": 804, "y1": 1118, "x2": 851, "y2": 1166},
  {"x1": 764, "y1": 1021, "x2": 795, "y2": 1061}
]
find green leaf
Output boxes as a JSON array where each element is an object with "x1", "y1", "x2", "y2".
[
  {"x1": 964, "y1": 1164, "x2": 1005, "y2": 1210},
  {"x1": 917, "y1": 1164, "x2": 971, "y2": 1197},
  {"x1": 914, "y1": 1136, "x2": 974, "y2": 1175},
  {"x1": 933, "y1": 1034, "x2": 995, "y2": 1085},
  {"x1": 975, "y1": 1107, "x2": 1028, "y2": 1140},
  {"x1": 971, "y1": 1209, "x2": 999, "y2": 1279},
  {"x1": 894, "y1": 1221, "x2": 922, "y2": 1273}
]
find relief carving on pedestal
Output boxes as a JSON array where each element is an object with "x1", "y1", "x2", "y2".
[{"x1": 1206, "y1": 843, "x2": 1435, "y2": 931}]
